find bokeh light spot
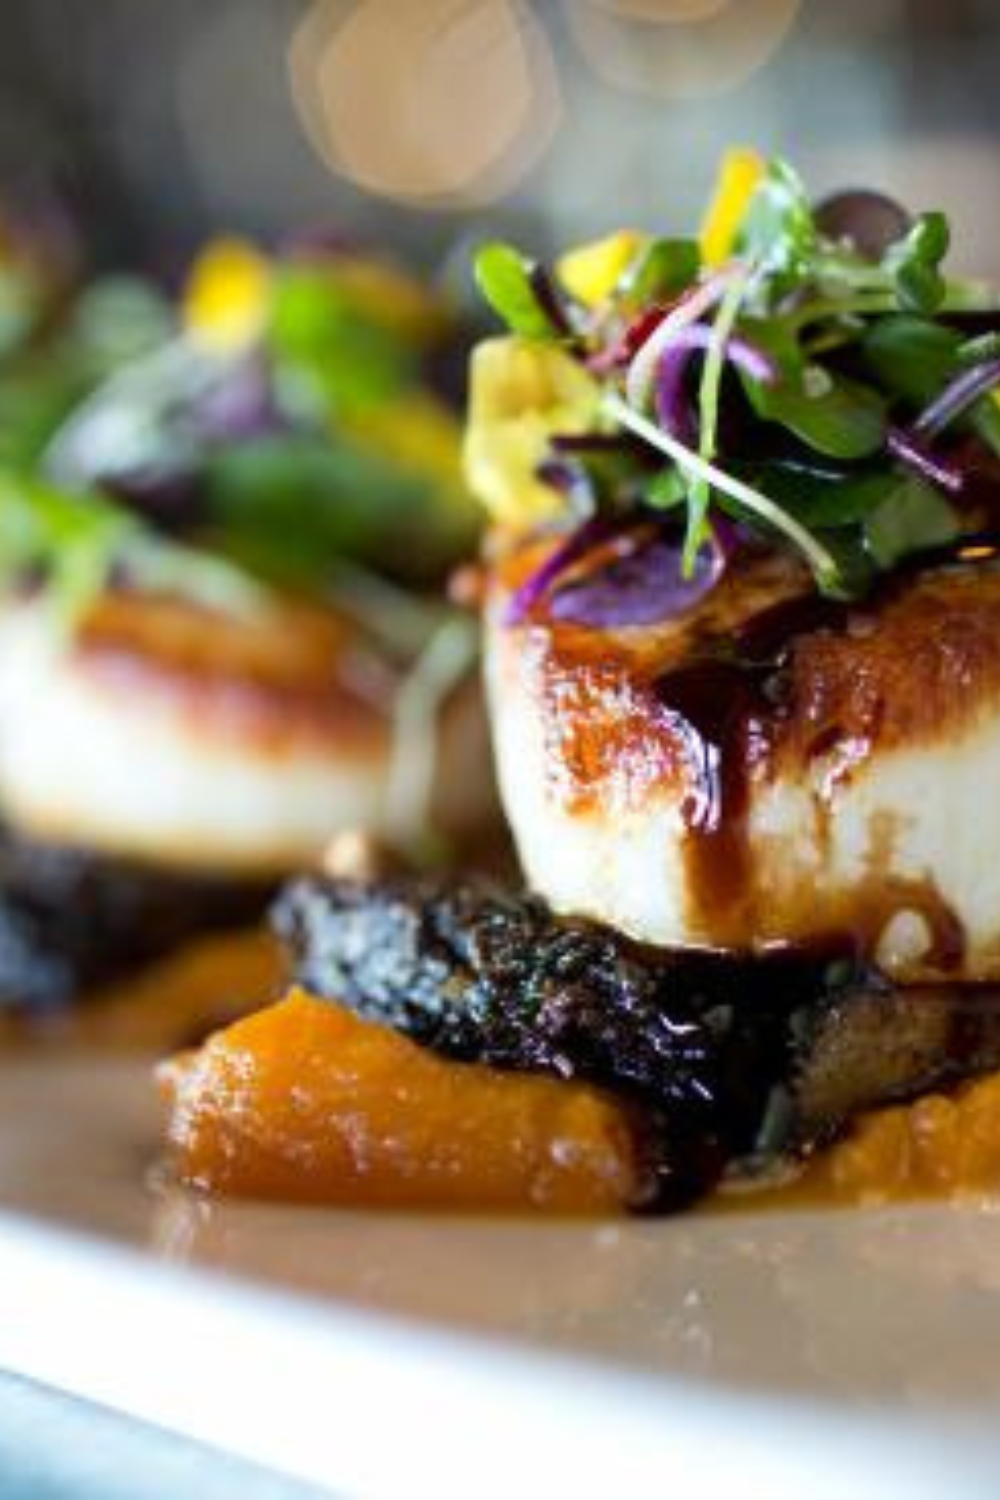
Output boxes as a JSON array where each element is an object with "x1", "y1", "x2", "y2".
[
  {"x1": 565, "y1": 0, "x2": 801, "y2": 100},
  {"x1": 289, "y1": 0, "x2": 562, "y2": 210}
]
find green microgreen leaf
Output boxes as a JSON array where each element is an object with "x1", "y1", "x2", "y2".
[
  {"x1": 882, "y1": 211, "x2": 950, "y2": 314},
  {"x1": 645, "y1": 466, "x2": 687, "y2": 510},
  {"x1": 605, "y1": 390, "x2": 843, "y2": 594},
  {"x1": 473, "y1": 242, "x2": 562, "y2": 341},
  {"x1": 751, "y1": 463, "x2": 898, "y2": 527},
  {"x1": 958, "y1": 332, "x2": 1000, "y2": 367},
  {"x1": 204, "y1": 433, "x2": 474, "y2": 589},
  {"x1": 861, "y1": 315, "x2": 961, "y2": 404},
  {"x1": 737, "y1": 159, "x2": 817, "y2": 296},
  {"x1": 269, "y1": 265, "x2": 414, "y2": 415},
  {"x1": 863, "y1": 476, "x2": 959, "y2": 566},
  {"x1": 623, "y1": 238, "x2": 700, "y2": 308},
  {"x1": 810, "y1": 529, "x2": 877, "y2": 598},
  {"x1": 0, "y1": 468, "x2": 264, "y2": 628},
  {"x1": 745, "y1": 362, "x2": 886, "y2": 460},
  {"x1": 685, "y1": 269, "x2": 749, "y2": 572}
]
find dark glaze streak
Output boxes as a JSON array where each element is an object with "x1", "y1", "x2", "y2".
[
  {"x1": 653, "y1": 541, "x2": 1000, "y2": 948},
  {"x1": 657, "y1": 663, "x2": 763, "y2": 932},
  {"x1": 655, "y1": 596, "x2": 849, "y2": 941}
]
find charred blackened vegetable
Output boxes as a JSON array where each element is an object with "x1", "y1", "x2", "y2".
[
  {"x1": 274, "y1": 876, "x2": 1000, "y2": 1208},
  {"x1": 0, "y1": 828, "x2": 270, "y2": 1012}
]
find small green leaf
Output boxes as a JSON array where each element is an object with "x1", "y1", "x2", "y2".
[
  {"x1": 957, "y1": 332, "x2": 1000, "y2": 367},
  {"x1": 473, "y1": 243, "x2": 561, "y2": 341},
  {"x1": 748, "y1": 368, "x2": 886, "y2": 460},
  {"x1": 269, "y1": 266, "x2": 414, "y2": 415},
  {"x1": 971, "y1": 396, "x2": 1000, "y2": 457},
  {"x1": 812, "y1": 528, "x2": 877, "y2": 599},
  {"x1": 206, "y1": 435, "x2": 472, "y2": 587},
  {"x1": 862, "y1": 315, "x2": 961, "y2": 404},
  {"x1": 0, "y1": 468, "x2": 262, "y2": 626},
  {"x1": 863, "y1": 476, "x2": 959, "y2": 568},
  {"x1": 883, "y1": 211, "x2": 950, "y2": 315},
  {"x1": 645, "y1": 466, "x2": 686, "y2": 510},
  {"x1": 751, "y1": 463, "x2": 897, "y2": 527},
  {"x1": 624, "y1": 238, "x2": 700, "y2": 307},
  {"x1": 737, "y1": 160, "x2": 818, "y2": 296}
]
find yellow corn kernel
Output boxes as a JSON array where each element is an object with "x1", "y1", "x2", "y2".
[
  {"x1": 699, "y1": 147, "x2": 766, "y2": 268},
  {"x1": 464, "y1": 336, "x2": 602, "y2": 528},
  {"x1": 557, "y1": 230, "x2": 644, "y2": 310},
  {"x1": 183, "y1": 238, "x2": 272, "y2": 353}
]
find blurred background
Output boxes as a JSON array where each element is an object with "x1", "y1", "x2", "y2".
[{"x1": 1, "y1": 0, "x2": 998, "y2": 281}]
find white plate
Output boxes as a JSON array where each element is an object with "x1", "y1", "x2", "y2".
[{"x1": 3, "y1": 1050, "x2": 1000, "y2": 1498}]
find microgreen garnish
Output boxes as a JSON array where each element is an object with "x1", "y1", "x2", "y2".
[
  {"x1": 0, "y1": 469, "x2": 265, "y2": 627},
  {"x1": 0, "y1": 240, "x2": 479, "y2": 630},
  {"x1": 605, "y1": 391, "x2": 842, "y2": 592},
  {"x1": 686, "y1": 268, "x2": 750, "y2": 573},
  {"x1": 469, "y1": 149, "x2": 1000, "y2": 608},
  {"x1": 473, "y1": 243, "x2": 570, "y2": 342}
]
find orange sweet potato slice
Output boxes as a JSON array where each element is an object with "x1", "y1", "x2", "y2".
[{"x1": 161, "y1": 988, "x2": 641, "y2": 1214}]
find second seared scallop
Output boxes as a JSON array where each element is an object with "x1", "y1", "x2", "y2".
[{"x1": 0, "y1": 232, "x2": 492, "y2": 1014}]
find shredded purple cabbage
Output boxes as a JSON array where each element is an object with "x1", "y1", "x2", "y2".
[
  {"x1": 914, "y1": 358, "x2": 1000, "y2": 438},
  {"x1": 886, "y1": 426, "x2": 964, "y2": 494},
  {"x1": 502, "y1": 515, "x2": 617, "y2": 626},
  {"x1": 549, "y1": 529, "x2": 727, "y2": 629}
]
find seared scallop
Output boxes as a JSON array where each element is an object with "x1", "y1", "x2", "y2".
[
  {"x1": 0, "y1": 589, "x2": 489, "y2": 875},
  {"x1": 487, "y1": 541, "x2": 1000, "y2": 982}
]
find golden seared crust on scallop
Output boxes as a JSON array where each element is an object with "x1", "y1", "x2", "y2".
[
  {"x1": 487, "y1": 540, "x2": 1000, "y2": 982},
  {"x1": 72, "y1": 591, "x2": 393, "y2": 754}
]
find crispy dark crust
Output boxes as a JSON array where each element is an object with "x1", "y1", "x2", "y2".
[
  {"x1": 0, "y1": 828, "x2": 271, "y2": 1012},
  {"x1": 274, "y1": 875, "x2": 1000, "y2": 1210}
]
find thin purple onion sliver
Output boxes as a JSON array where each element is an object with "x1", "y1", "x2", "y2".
[
  {"x1": 655, "y1": 340, "x2": 697, "y2": 444},
  {"x1": 502, "y1": 515, "x2": 617, "y2": 627},
  {"x1": 914, "y1": 358, "x2": 1000, "y2": 438},
  {"x1": 886, "y1": 426, "x2": 964, "y2": 494},
  {"x1": 529, "y1": 262, "x2": 575, "y2": 338},
  {"x1": 655, "y1": 325, "x2": 777, "y2": 442},
  {"x1": 549, "y1": 532, "x2": 726, "y2": 629}
]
